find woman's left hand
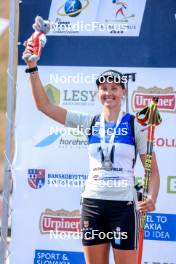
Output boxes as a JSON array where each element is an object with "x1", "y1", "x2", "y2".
[{"x1": 138, "y1": 195, "x2": 156, "y2": 213}]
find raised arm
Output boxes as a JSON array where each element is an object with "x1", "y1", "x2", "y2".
[{"x1": 24, "y1": 60, "x2": 67, "y2": 125}]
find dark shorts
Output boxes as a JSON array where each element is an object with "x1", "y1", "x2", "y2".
[{"x1": 81, "y1": 198, "x2": 139, "y2": 250}]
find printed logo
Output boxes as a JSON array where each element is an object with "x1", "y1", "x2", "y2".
[
  {"x1": 48, "y1": 0, "x2": 146, "y2": 36},
  {"x1": 49, "y1": 0, "x2": 90, "y2": 35},
  {"x1": 144, "y1": 213, "x2": 176, "y2": 241},
  {"x1": 27, "y1": 169, "x2": 45, "y2": 189},
  {"x1": 111, "y1": 1, "x2": 135, "y2": 22},
  {"x1": 62, "y1": 89, "x2": 97, "y2": 105},
  {"x1": 83, "y1": 220, "x2": 89, "y2": 228},
  {"x1": 44, "y1": 84, "x2": 60, "y2": 105},
  {"x1": 27, "y1": 170, "x2": 87, "y2": 188},
  {"x1": 115, "y1": 226, "x2": 121, "y2": 245},
  {"x1": 35, "y1": 132, "x2": 62, "y2": 147},
  {"x1": 34, "y1": 249, "x2": 85, "y2": 264},
  {"x1": 132, "y1": 87, "x2": 176, "y2": 112},
  {"x1": 127, "y1": 201, "x2": 133, "y2": 205},
  {"x1": 57, "y1": 0, "x2": 89, "y2": 18},
  {"x1": 58, "y1": 136, "x2": 88, "y2": 148},
  {"x1": 40, "y1": 209, "x2": 81, "y2": 234},
  {"x1": 47, "y1": 172, "x2": 87, "y2": 187},
  {"x1": 104, "y1": 0, "x2": 146, "y2": 36},
  {"x1": 167, "y1": 176, "x2": 176, "y2": 194},
  {"x1": 46, "y1": 81, "x2": 97, "y2": 105},
  {"x1": 154, "y1": 137, "x2": 176, "y2": 148}
]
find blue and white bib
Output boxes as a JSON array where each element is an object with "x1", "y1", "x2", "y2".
[{"x1": 82, "y1": 113, "x2": 137, "y2": 201}]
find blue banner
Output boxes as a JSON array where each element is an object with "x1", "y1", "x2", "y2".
[
  {"x1": 145, "y1": 213, "x2": 176, "y2": 241},
  {"x1": 34, "y1": 250, "x2": 85, "y2": 264}
]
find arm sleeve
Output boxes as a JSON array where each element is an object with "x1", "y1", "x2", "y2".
[
  {"x1": 134, "y1": 119, "x2": 148, "y2": 155},
  {"x1": 65, "y1": 110, "x2": 94, "y2": 130}
]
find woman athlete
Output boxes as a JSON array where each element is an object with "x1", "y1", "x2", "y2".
[{"x1": 23, "y1": 48, "x2": 160, "y2": 264}]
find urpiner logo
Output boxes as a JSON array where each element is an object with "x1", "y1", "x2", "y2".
[
  {"x1": 40, "y1": 208, "x2": 81, "y2": 234},
  {"x1": 57, "y1": 0, "x2": 89, "y2": 18},
  {"x1": 28, "y1": 169, "x2": 45, "y2": 189},
  {"x1": 132, "y1": 87, "x2": 176, "y2": 112}
]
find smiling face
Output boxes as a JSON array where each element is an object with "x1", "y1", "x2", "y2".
[{"x1": 98, "y1": 80, "x2": 126, "y2": 110}]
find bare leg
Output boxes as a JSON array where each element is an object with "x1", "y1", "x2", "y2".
[
  {"x1": 83, "y1": 243, "x2": 110, "y2": 264},
  {"x1": 113, "y1": 248, "x2": 137, "y2": 264}
]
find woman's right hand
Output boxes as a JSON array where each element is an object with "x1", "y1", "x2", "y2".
[{"x1": 22, "y1": 40, "x2": 37, "y2": 68}]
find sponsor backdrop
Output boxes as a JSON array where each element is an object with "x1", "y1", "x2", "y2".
[{"x1": 11, "y1": 1, "x2": 176, "y2": 264}]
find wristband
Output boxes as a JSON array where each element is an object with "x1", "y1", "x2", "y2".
[{"x1": 25, "y1": 66, "x2": 38, "y2": 73}]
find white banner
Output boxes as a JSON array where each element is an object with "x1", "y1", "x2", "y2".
[{"x1": 48, "y1": 0, "x2": 146, "y2": 36}]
